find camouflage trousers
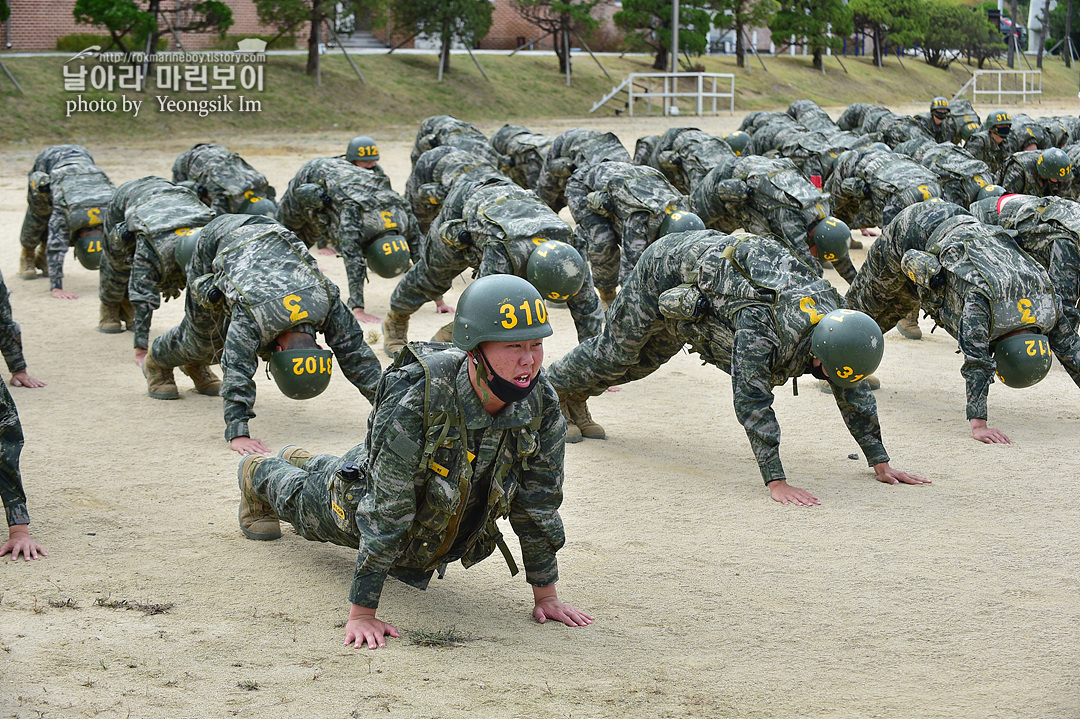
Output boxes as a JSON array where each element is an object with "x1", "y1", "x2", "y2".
[
  {"x1": 0, "y1": 381, "x2": 28, "y2": 526},
  {"x1": 19, "y1": 184, "x2": 52, "y2": 251},
  {"x1": 389, "y1": 231, "x2": 604, "y2": 343},
  {"x1": 150, "y1": 292, "x2": 227, "y2": 369},
  {"x1": 844, "y1": 238, "x2": 921, "y2": 333},
  {"x1": 98, "y1": 240, "x2": 134, "y2": 307},
  {"x1": 252, "y1": 446, "x2": 367, "y2": 548},
  {"x1": 275, "y1": 192, "x2": 325, "y2": 251}
]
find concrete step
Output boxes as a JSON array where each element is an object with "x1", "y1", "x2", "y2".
[{"x1": 331, "y1": 31, "x2": 387, "y2": 49}]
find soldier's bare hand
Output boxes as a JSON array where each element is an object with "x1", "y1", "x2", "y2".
[
  {"x1": 352, "y1": 308, "x2": 382, "y2": 325},
  {"x1": 873, "y1": 462, "x2": 931, "y2": 485},
  {"x1": 344, "y1": 611, "x2": 399, "y2": 650},
  {"x1": 9, "y1": 371, "x2": 46, "y2": 389},
  {"x1": 230, "y1": 437, "x2": 271, "y2": 456},
  {"x1": 768, "y1": 480, "x2": 820, "y2": 507},
  {"x1": 134, "y1": 348, "x2": 148, "y2": 367},
  {"x1": 434, "y1": 299, "x2": 455, "y2": 314},
  {"x1": 51, "y1": 288, "x2": 78, "y2": 300},
  {"x1": 533, "y1": 597, "x2": 595, "y2": 627},
  {"x1": 2, "y1": 526, "x2": 47, "y2": 561},
  {"x1": 971, "y1": 420, "x2": 1011, "y2": 445}
]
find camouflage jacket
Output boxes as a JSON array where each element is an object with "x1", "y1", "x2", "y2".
[
  {"x1": 786, "y1": 100, "x2": 836, "y2": 132},
  {"x1": 431, "y1": 179, "x2": 573, "y2": 276},
  {"x1": 912, "y1": 113, "x2": 958, "y2": 145},
  {"x1": 650, "y1": 128, "x2": 736, "y2": 194},
  {"x1": 0, "y1": 271, "x2": 26, "y2": 376},
  {"x1": 405, "y1": 146, "x2": 505, "y2": 234},
  {"x1": 490, "y1": 125, "x2": 553, "y2": 191},
  {"x1": 410, "y1": 115, "x2": 503, "y2": 168},
  {"x1": 746, "y1": 116, "x2": 803, "y2": 156},
  {"x1": 880, "y1": 116, "x2": 935, "y2": 148},
  {"x1": 775, "y1": 128, "x2": 867, "y2": 187},
  {"x1": 186, "y1": 215, "x2": 381, "y2": 441},
  {"x1": 36, "y1": 154, "x2": 114, "y2": 289},
  {"x1": 908, "y1": 142, "x2": 995, "y2": 206},
  {"x1": 825, "y1": 147, "x2": 941, "y2": 228},
  {"x1": 1007, "y1": 114, "x2": 1052, "y2": 152},
  {"x1": 108, "y1": 177, "x2": 215, "y2": 349},
  {"x1": 535, "y1": 129, "x2": 631, "y2": 210},
  {"x1": 347, "y1": 345, "x2": 565, "y2": 607},
  {"x1": 1000, "y1": 151, "x2": 1077, "y2": 199},
  {"x1": 171, "y1": 143, "x2": 274, "y2": 215},
  {"x1": 1037, "y1": 116, "x2": 1080, "y2": 148},
  {"x1": 738, "y1": 111, "x2": 791, "y2": 134},
  {"x1": 964, "y1": 131, "x2": 1013, "y2": 182},
  {"x1": 0, "y1": 273, "x2": 27, "y2": 526}
]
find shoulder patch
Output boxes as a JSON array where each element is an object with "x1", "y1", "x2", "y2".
[{"x1": 389, "y1": 432, "x2": 421, "y2": 461}]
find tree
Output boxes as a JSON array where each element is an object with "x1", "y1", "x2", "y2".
[
  {"x1": 710, "y1": 0, "x2": 779, "y2": 68},
  {"x1": 514, "y1": 0, "x2": 601, "y2": 76},
  {"x1": 920, "y1": 0, "x2": 1002, "y2": 68},
  {"x1": 1049, "y1": 0, "x2": 1077, "y2": 66},
  {"x1": 768, "y1": 0, "x2": 852, "y2": 71},
  {"x1": 386, "y1": 0, "x2": 492, "y2": 77},
  {"x1": 613, "y1": 0, "x2": 714, "y2": 71},
  {"x1": 1, "y1": 0, "x2": 10, "y2": 24},
  {"x1": 73, "y1": 0, "x2": 232, "y2": 53},
  {"x1": 848, "y1": 0, "x2": 926, "y2": 68},
  {"x1": 253, "y1": 0, "x2": 384, "y2": 78}
]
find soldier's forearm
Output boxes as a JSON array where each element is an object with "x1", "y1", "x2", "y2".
[{"x1": 132, "y1": 305, "x2": 153, "y2": 349}]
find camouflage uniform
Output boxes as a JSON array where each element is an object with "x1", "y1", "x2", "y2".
[
  {"x1": 912, "y1": 113, "x2": 958, "y2": 145},
  {"x1": 964, "y1": 131, "x2": 1013, "y2": 182},
  {"x1": 490, "y1": 125, "x2": 553, "y2": 192},
  {"x1": 405, "y1": 147, "x2": 505, "y2": 234},
  {"x1": 647, "y1": 128, "x2": 736, "y2": 194},
  {"x1": 999, "y1": 150, "x2": 1076, "y2": 198},
  {"x1": 152, "y1": 215, "x2": 381, "y2": 441},
  {"x1": 786, "y1": 99, "x2": 836, "y2": 132},
  {"x1": 277, "y1": 157, "x2": 422, "y2": 312},
  {"x1": 547, "y1": 230, "x2": 891, "y2": 486},
  {"x1": 746, "y1": 115, "x2": 802, "y2": 156},
  {"x1": 970, "y1": 193, "x2": 1080, "y2": 388},
  {"x1": 564, "y1": 161, "x2": 687, "y2": 293},
  {"x1": 249, "y1": 343, "x2": 566, "y2": 608},
  {"x1": 903, "y1": 141, "x2": 995, "y2": 207},
  {"x1": 633, "y1": 134, "x2": 661, "y2": 166},
  {"x1": 410, "y1": 115, "x2": 503, "y2": 168},
  {"x1": 773, "y1": 128, "x2": 867, "y2": 187},
  {"x1": 880, "y1": 116, "x2": 935, "y2": 148},
  {"x1": 1007, "y1": 114, "x2": 1052, "y2": 153},
  {"x1": 534, "y1": 129, "x2": 631, "y2": 211},
  {"x1": 691, "y1": 155, "x2": 856, "y2": 283},
  {"x1": 825, "y1": 147, "x2": 942, "y2": 229},
  {"x1": 99, "y1": 177, "x2": 215, "y2": 349},
  {"x1": 846, "y1": 203, "x2": 1067, "y2": 421},
  {"x1": 1037, "y1": 116, "x2": 1080, "y2": 148},
  {"x1": 19, "y1": 145, "x2": 114, "y2": 290},
  {"x1": 171, "y1": 143, "x2": 275, "y2": 215},
  {"x1": 0, "y1": 270, "x2": 30, "y2": 528},
  {"x1": 390, "y1": 179, "x2": 603, "y2": 342},
  {"x1": 738, "y1": 111, "x2": 791, "y2": 134},
  {"x1": 836, "y1": 103, "x2": 888, "y2": 133}
]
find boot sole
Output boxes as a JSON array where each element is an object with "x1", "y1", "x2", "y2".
[
  {"x1": 192, "y1": 387, "x2": 220, "y2": 397},
  {"x1": 147, "y1": 390, "x2": 181, "y2": 400},
  {"x1": 895, "y1": 324, "x2": 922, "y2": 341},
  {"x1": 17, "y1": 273, "x2": 40, "y2": 280},
  {"x1": 98, "y1": 326, "x2": 125, "y2": 334},
  {"x1": 581, "y1": 431, "x2": 606, "y2": 440},
  {"x1": 564, "y1": 434, "x2": 583, "y2": 444}
]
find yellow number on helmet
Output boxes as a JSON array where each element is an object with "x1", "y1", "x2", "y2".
[
  {"x1": 836, "y1": 366, "x2": 854, "y2": 379},
  {"x1": 500, "y1": 303, "x2": 518, "y2": 329}
]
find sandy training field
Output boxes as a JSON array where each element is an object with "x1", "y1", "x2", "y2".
[{"x1": 1, "y1": 107, "x2": 1078, "y2": 718}]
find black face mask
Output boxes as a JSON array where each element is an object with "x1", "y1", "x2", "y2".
[
  {"x1": 994, "y1": 126, "x2": 1011, "y2": 137},
  {"x1": 810, "y1": 361, "x2": 831, "y2": 381},
  {"x1": 474, "y1": 347, "x2": 539, "y2": 403}
]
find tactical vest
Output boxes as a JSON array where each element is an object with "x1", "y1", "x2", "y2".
[
  {"x1": 48, "y1": 164, "x2": 114, "y2": 234},
  {"x1": 128, "y1": 187, "x2": 214, "y2": 282},
  {"x1": 927, "y1": 216, "x2": 1058, "y2": 337},
  {"x1": 740, "y1": 160, "x2": 827, "y2": 217},
  {"x1": 475, "y1": 193, "x2": 572, "y2": 253},
  {"x1": 200, "y1": 154, "x2": 269, "y2": 211},
  {"x1": 363, "y1": 342, "x2": 543, "y2": 575},
  {"x1": 214, "y1": 224, "x2": 332, "y2": 346},
  {"x1": 920, "y1": 145, "x2": 993, "y2": 188}
]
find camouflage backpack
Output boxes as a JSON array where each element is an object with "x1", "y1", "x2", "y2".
[
  {"x1": 200, "y1": 153, "x2": 270, "y2": 212},
  {"x1": 739, "y1": 158, "x2": 828, "y2": 218},
  {"x1": 927, "y1": 215, "x2": 1058, "y2": 337},
  {"x1": 49, "y1": 164, "x2": 114, "y2": 234},
  {"x1": 213, "y1": 223, "x2": 332, "y2": 348},
  {"x1": 127, "y1": 186, "x2": 214, "y2": 285},
  {"x1": 472, "y1": 189, "x2": 572, "y2": 254}
]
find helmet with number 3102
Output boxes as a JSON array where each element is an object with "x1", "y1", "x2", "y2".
[
  {"x1": 811, "y1": 309, "x2": 884, "y2": 388},
  {"x1": 452, "y1": 274, "x2": 553, "y2": 351}
]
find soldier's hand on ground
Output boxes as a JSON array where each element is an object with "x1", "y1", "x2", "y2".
[
  {"x1": 970, "y1": 419, "x2": 1011, "y2": 445},
  {"x1": 344, "y1": 607, "x2": 399, "y2": 650},
  {"x1": 9, "y1": 370, "x2": 46, "y2": 389},
  {"x1": 230, "y1": 437, "x2": 271, "y2": 456},
  {"x1": 352, "y1": 308, "x2": 382, "y2": 324},
  {"x1": 434, "y1": 299, "x2": 455, "y2": 314},
  {"x1": 872, "y1": 462, "x2": 931, "y2": 486},
  {"x1": 1, "y1": 526, "x2": 48, "y2": 561},
  {"x1": 768, "y1": 479, "x2": 821, "y2": 507},
  {"x1": 134, "y1": 347, "x2": 147, "y2": 367},
  {"x1": 51, "y1": 288, "x2": 78, "y2": 300},
  {"x1": 316, "y1": 247, "x2": 338, "y2": 256},
  {"x1": 532, "y1": 584, "x2": 594, "y2": 627}
]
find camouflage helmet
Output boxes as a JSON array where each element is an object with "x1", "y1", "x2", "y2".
[
  {"x1": 526, "y1": 239, "x2": 586, "y2": 302},
  {"x1": 931, "y1": 96, "x2": 950, "y2": 116},
  {"x1": 976, "y1": 184, "x2": 1006, "y2": 201},
  {"x1": 345, "y1": 136, "x2": 380, "y2": 163},
  {"x1": 452, "y1": 274, "x2": 553, "y2": 351},
  {"x1": 810, "y1": 309, "x2": 885, "y2": 388},
  {"x1": 239, "y1": 194, "x2": 277, "y2": 216},
  {"x1": 993, "y1": 333, "x2": 1053, "y2": 388},
  {"x1": 959, "y1": 121, "x2": 981, "y2": 142},
  {"x1": 269, "y1": 347, "x2": 334, "y2": 399},
  {"x1": 173, "y1": 227, "x2": 202, "y2": 269},
  {"x1": 295, "y1": 183, "x2": 327, "y2": 210},
  {"x1": 723, "y1": 131, "x2": 751, "y2": 156},
  {"x1": 364, "y1": 234, "x2": 411, "y2": 278},
  {"x1": 985, "y1": 110, "x2": 1013, "y2": 134},
  {"x1": 74, "y1": 228, "x2": 105, "y2": 271},
  {"x1": 1036, "y1": 147, "x2": 1073, "y2": 181},
  {"x1": 658, "y1": 210, "x2": 706, "y2": 236},
  {"x1": 811, "y1": 216, "x2": 851, "y2": 262}
]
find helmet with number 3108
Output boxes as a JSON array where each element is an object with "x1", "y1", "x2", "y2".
[{"x1": 452, "y1": 274, "x2": 553, "y2": 351}]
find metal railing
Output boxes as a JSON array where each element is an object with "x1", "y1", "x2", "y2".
[
  {"x1": 623, "y1": 72, "x2": 735, "y2": 116},
  {"x1": 964, "y1": 69, "x2": 1042, "y2": 104}
]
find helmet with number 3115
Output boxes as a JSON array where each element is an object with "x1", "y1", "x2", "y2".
[{"x1": 452, "y1": 274, "x2": 553, "y2": 351}]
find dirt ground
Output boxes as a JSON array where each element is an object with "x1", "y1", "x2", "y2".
[{"x1": 1, "y1": 104, "x2": 1079, "y2": 719}]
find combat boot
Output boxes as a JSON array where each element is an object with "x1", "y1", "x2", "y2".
[
  {"x1": 597, "y1": 288, "x2": 617, "y2": 311},
  {"x1": 562, "y1": 392, "x2": 606, "y2": 440},
  {"x1": 119, "y1": 299, "x2": 135, "y2": 332},
  {"x1": 895, "y1": 309, "x2": 922, "y2": 340},
  {"x1": 277, "y1": 445, "x2": 315, "y2": 469},
  {"x1": 143, "y1": 348, "x2": 180, "y2": 400},
  {"x1": 18, "y1": 247, "x2": 38, "y2": 280},
  {"x1": 98, "y1": 303, "x2": 123, "y2": 334},
  {"x1": 182, "y1": 364, "x2": 221, "y2": 396},
  {"x1": 559, "y1": 398, "x2": 583, "y2": 444},
  {"x1": 382, "y1": 308, "x2": 410, "y2": 357},
  {"x1": 237, "y1": 455, "x2": 281, "y2": 541},
  {"x1": 431, "y1": 321, "x2": 454, "y2": 343}
]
